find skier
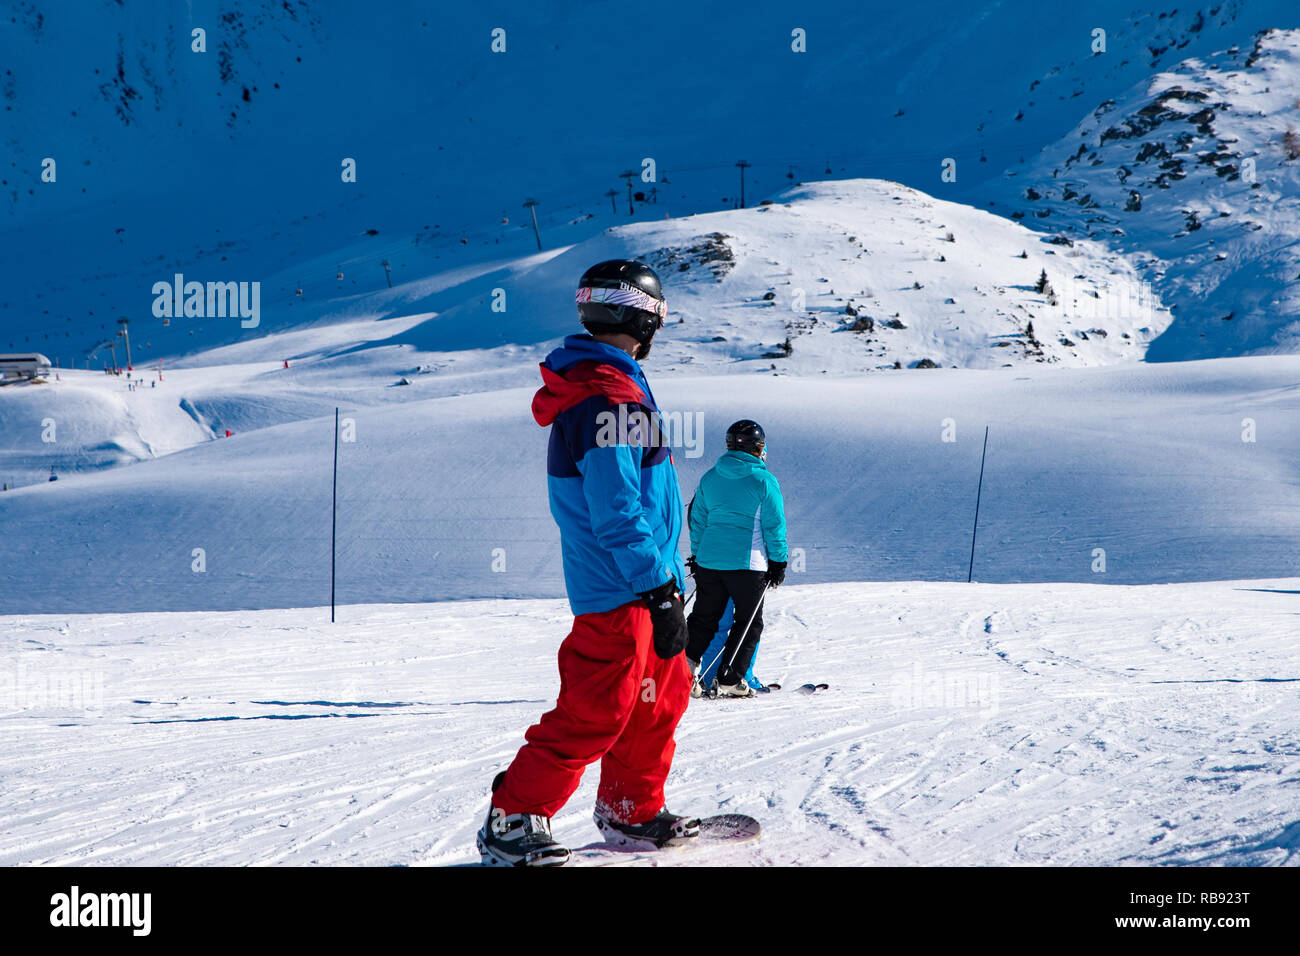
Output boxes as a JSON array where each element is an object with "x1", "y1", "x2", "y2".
[
  {"x1": 476, "y1": 259, "x2": 697, "y2": 867},
  {"x1": 685, "y1": 420, "x2": 788, "y2": 698}
]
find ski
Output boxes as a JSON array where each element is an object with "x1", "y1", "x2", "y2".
[
  {"x1": 700, "y1": 685, "x2": 764, "y2": 699},
  {"x1": 790, "y1": 681, "x2": 832, "y2": 697},
  {"x1": 696, "y1": 682, "x2": 830, "y2": 697}
]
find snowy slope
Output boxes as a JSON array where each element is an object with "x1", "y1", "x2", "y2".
[
  {"x1": 0, "y1": 377, "x2": 204, "y2": 488},
  {"x1": 2, "y1": 579, "x2": 1298, "y2": 866},
  {"x1": 0, "y1": 173, "x2": 1178, "y2": 489},
  {"x1": 4, "y1": 353, "x2": 1299, "y2": 614},
  {"x1": 991, "y1": 28, "x2": 1300, "y2": 359}
]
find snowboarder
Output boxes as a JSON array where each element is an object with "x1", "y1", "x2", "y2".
[
  {"x1": 685, "y1": 420, "x2": 788, "y2": 698},
  {"x1": 476, "y1": 259, "x2": 697, "y2": 867}
]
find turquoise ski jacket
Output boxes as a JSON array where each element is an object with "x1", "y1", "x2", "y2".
[{"x1": 689, "y1": 450, "x2": 788, "y2": 571}]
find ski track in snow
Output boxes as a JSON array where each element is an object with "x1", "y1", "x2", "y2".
[{"x1": 2, "y1": 581, "x2": 1298, "y2": 867}]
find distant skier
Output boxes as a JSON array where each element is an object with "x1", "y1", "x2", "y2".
[
  {"x1": 685, "y1": 420, "x2": 788, "y2": 698},
  {"x1": 476, "y1": 259, "x2": 697, "y2": 867}
]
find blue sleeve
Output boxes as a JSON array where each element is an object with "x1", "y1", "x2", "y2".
[
  {"x1": 762, "y1": 475, "x2": 788, "y2": 562},
  {"x1": 577, "y1": 441, "x2": 675, "y2": 595}
]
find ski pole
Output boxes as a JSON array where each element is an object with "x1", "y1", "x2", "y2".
[
  {"x1": 681, "y1": 567, "x2": 698, "y2": 612},
  {"x1": 701, "y1": 583, "x2": 769, "y2": 679},
  {"x1": 721, "y1": 584, "x2": 770, "y2": 674}
]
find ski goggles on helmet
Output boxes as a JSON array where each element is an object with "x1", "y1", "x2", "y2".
[{"x1": 576, "y1": 285, "x2": 668, "y2": 322}]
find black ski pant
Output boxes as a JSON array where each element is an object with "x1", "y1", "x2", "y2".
[{"x1": 685, "y1": 567, "x2": 767, "y2": 687}]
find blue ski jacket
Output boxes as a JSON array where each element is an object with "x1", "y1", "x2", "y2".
[
  {"x1": 532, "y1": 335, "x2": 686, "y2": 615},
  {"x1": 689, "y1": 450, "x2": 788, "y2": 571}
]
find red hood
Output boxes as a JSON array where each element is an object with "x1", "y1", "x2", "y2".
[{"x1": 531, "y1": 360, "x2": 647, "y2": 426}]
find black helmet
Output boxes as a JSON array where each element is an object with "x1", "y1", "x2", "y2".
[
  {"x1": 725, "y1": 420, "x2": 766, "y2": 455},
  {"x1": 576, "y1": 259, "x2": 666, "y2": 344}
]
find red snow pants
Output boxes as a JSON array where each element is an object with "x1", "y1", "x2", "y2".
[{"x1": 491, "y1": 600, "x2": 692, "y2": 824}]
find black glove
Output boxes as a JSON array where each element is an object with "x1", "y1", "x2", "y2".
[
  {"x1": 686, "y1": 555, "x2": 699, "y2": 576},
  {"x1": 765, "y1": 560, "x2": 787, "y2": 588},
  {"x1": 639, "y1": 579, "x2": 688, "y2": 659}
]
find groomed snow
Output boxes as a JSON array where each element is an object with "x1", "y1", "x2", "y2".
[{"x1": 3, "y1": 579, "x2": 1298, "y2": 866}]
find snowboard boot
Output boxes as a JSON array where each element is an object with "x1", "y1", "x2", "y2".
[
  {"x1": 593, "y1": 807, "x2": 701, "y2": 849},
  {"x1": 476, "y1": 771, "x2": 570, "y2": 867},
  {"x1": 477, "y1": 808, "x2": 570, "y2": 866},
  {"x1": 716, "y1": 677, "x2": 755, "y2": 698}
]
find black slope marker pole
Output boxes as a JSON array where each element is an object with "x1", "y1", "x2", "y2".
[
  {"x1": 331, "y1": 407, "x2": 339, "y2": 623},
  {"x1": 967, "y1": 426, "x2": 989, "y2": 584}
]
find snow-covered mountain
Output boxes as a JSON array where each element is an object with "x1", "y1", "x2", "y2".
[
  {"x1": 4, "y1": 0, "x2": 1295, "y2": 367},
  {"x1": 0, "y1": 173, "x2": 1172, "y2": 411},
  {"x1": 0, "y1": 174, "x2": 1177, "y2": 498},
  {"x1": 992, "y1": 28, "x2": 1300, "y2": 359},
  {"x1": 370, "y1": 179, "x2": 1171, "y2": 373}
]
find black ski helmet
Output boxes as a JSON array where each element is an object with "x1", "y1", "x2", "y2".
[
  {"x1": 576, "y1": 259, "x2": 667, "y2": 344},
  {"x1": 725, "y1": 420, "x2": 766, "y2": 455}
]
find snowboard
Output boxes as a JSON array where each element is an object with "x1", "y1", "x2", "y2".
[
  {"x1": 573, "y1": 813, "x2": 761, "y2": 866},
  {"x1": 698, "y1": 812, "x2": 762, "y2": 842}
]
